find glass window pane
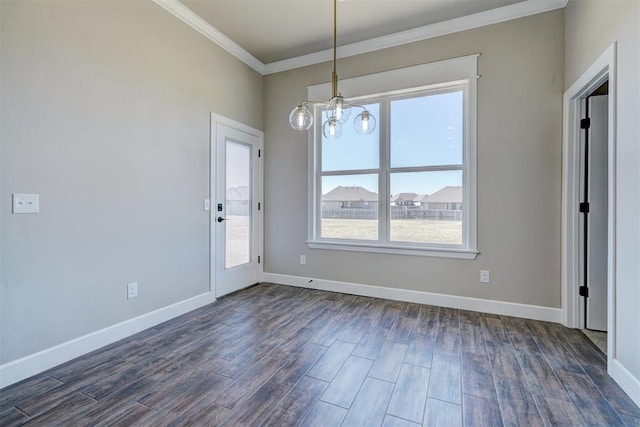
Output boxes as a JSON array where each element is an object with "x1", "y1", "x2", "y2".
[
  {"x1": 322, "y1": 103, "x2": 380, "y2": 172},
  {"x1": 225, "y1": 140, "x2": 251, "y2": 268},
  {"x1": 321, "y1": 174, "x2": 378, "y2": 240},
  {"x1": 391, "y1": 91, "x2": 463, "y2": 168},
  {"x1": 390, "y1": 171, "x2": 462, "y2": 245}
]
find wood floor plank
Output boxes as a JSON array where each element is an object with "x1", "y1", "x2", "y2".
[
  {"x1": 368, "y1": 342, "x2": 409, "y2": 383},
  {"x1": 3, "y1": 283, "x2": 639, "y2": 426},
  {"x1": 481, "y1": 316, "x2": 510, "y2": 344},
  {"x1": 435, "y1": 325, "x2": 461, "y2": 356},
  {"x1": 387, "y1": 363, "x2": 430, "y2": 423},
  {"x1": 439, "y1": 307, "x2": 460, "y2": 328},
  {"x1": 386, "y1": 315, "x2": 416, "y2": 344},
  {"x1": 263, "y1": 376, "x2": 328, "y2": 427},
  {"x1": 0, "y1": 376, "x2": 63, "y2": 412},
  {"x1": 403, "y1": 334, "x2": 435, "y2": 368},
  {"x1": 494, "y1": 376, "x2": 544, "y2": 427},
  {"x1": 415, "y1": 305, "x2": 439, "y2": 337},
  {"x1": 462, "y1": 393, "x2": 503, "y2": 427},
  {"x1": 428, "y1": 352, "x2": 462, "y2": 404},
  {"x1": 342, "y1": 377, "x2": 395, "y2": 427},
  {"x1": 533, "y1": 395, "x2": 583, "y2": 426},
  {"x1": 515, "y1": 350, "x2": 568, "y2": 399},
  {"x1": 423, "y1": 398, "x2": 462, "y2": 426},
  {"x1": 582, "y1": 363, "x2": 640, "y2": 418},
  {"x1": 382, "y1": 414, "x2": 421, "y2": 427},
  {"x1": 0, "y1": 407, "x2": 28, "y2": 426},
  {"x1": 217, "y1": 376, "x2": 290, "y2": 426},
  {"x1": 301, "y1": 401, "x2": 347, "y2": 427},
  {"x1": 306, "y1": 340, "x2": 355, "y2": 382},
  {"x1": 460, "y1": 323, "x2": 487, "y2": 355},
  {"x1": 321, "y1": 356, "x2": 373, "y2": 408},
  {"x1": 485, "y1": 341, "x2": 525, "y2": 382},
  {"x1": 461, "y1": 351, "x2": 497, "y2": 400},
  {"x1": 502, "y1": 317, "x2": 541, "y2": 354},
  {"x1": 21, "y1": 393, "x2": 96, "y2": 426},
  {"x1": 557, "y1": 371, "x2": 624, "y2": 426}
]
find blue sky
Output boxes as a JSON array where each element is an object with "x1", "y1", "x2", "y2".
[{"x1": 322, "y1": 91, "x2": 463, "y2": 195}]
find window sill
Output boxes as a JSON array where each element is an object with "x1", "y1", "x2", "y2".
[{"x1": 306, "y1": 240, "x2": 479, "y2": 259}]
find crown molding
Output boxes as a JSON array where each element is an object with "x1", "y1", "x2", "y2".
[
  {"x1": 264, "y1": 0, "x2": 567, "y2": 74},
  {"x1": 152, "y1": 0, "x2": 265, "y2": 75},
  {"x1": 153, "y1": 0, "x2": 567, "y2": 77}
]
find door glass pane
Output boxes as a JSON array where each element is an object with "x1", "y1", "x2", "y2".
[
  {"x1": 226, "y1": 140, "x2": 251, "y2": 268},
  {"x1": 390, "y1": 91, "x2": 463, "y2": 168},
  {"x1": 321, "y1": 174, "x2": 378, "y2": 240},
  {"x1": 390, "y1": 170, "x2": 463, "y2": 245},
  {"x1": 322, "y1": 103, "x2": 380, "y2": 172}
]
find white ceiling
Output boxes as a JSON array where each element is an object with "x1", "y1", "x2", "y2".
[{"x1": 155, "y1": 0, "x2": 568, "y2": 74}]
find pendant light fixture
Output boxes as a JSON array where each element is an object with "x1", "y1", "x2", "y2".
[{"x1": 289, "y1": 0, "x2": 376, "y2": 139}]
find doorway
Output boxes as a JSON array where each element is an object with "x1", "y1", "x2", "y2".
[
  {"x1": 579, "y1": 88, "x2": 609, "y2": 354},
  {"x1": 211, "y1": 114, "x2": 263, "y2": 297},
  {"x1": 562, "y1": 44, "x2": 616, "y2": 367}
]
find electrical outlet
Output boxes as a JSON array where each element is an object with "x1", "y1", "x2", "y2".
[
  {"x1": 480, "y1": 270, "x2": 490, "y2": 283},
  {"x1": 127, "y1": 282, "x2": 138, "y2": 299},
  {"x1": 300, "y1": 255, "x2": 306, "y2": 265}
]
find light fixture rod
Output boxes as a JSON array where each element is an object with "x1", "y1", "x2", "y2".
[{"x1": 332, "y1": 0, "x2": 338, "y2": 98}]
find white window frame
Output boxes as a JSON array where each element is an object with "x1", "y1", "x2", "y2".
[{"x1": 306, "y1": 55, "x2": 479, "y2": 259}]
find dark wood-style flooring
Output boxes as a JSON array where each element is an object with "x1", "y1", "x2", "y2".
[{"x1": 1, "y1": 283, "x2": 639, "y2": 426}]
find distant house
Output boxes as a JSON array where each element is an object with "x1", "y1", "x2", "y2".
[
  {"x1": 420, "y1": 186, "x2": 462, "y2": 210},
  {"x1": 322, "y1": 185, "x2": 378, "y2": 209},
  {"x1": 390, "y1": 192, "x2": 418, "y2": 207}
]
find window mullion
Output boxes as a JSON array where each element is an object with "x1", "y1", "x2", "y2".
[{"x1": 379, "y1": 98, "x2": 390, "y2": 244}]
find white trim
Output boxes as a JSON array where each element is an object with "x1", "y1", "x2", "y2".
[
  {"x1": 152, "y1": 0, "x2": 264, "y2": 75},
  {"x1": 561, "y1": 44, "x2": 634, "y2": 402},
  {"x1": 263, "y1": 273, "x2": 562, "y2": 324},
  {"x1": 152, "y1": 0, "x2": 565, "y2": 76},
  {"x1": 307, "y1": 241, "x2": 478, "y2": 260},
  {"x1": 0, "y1": 291, "x2": 216, "y2": 389},
  {"x1": 307, "y1": 55, "x2": 479, "y2": 100},
  {"x1": 263, "y1": 0, "x2": 566, "y2": 74},
  {"x1": 561, "y1": 44, "x2": 616, "y2": 333},
  {"x1": 307, "y1": 57, "x2": 478, "y2": 257},
  {"x1": 612, "y1": 359, "x2": 640, "y2": 407}
]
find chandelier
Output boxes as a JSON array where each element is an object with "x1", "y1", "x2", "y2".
[{"x1": 289, "y1": 0, "x2": 377, "y2": 139}]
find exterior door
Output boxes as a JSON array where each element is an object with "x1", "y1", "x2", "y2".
[{"x1": 212, "y1": 116, "x2": 262, "y2": 297}]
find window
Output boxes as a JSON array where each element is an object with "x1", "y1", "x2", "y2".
[{"x1": 307, "y1": 56, "x2": 478, "y2": 258}]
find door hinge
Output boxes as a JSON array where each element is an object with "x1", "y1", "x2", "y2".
[
  {"x1": 579, "y1": 202, "x2": 590, "y2": 213},
  {"x1": 258, "y1": 255, "x2": 261, "y2": 264},
  {"x1": 579, "y1": 286, "x2": 589, "y2": 297},
  {"x1": 580, "y1": 118, "x2": 591, "y2": 129},
  {"x1": 258, "y1": 202, "x2": 261, "y2": 211},
  {"x1": 258, "y1": 149, "x2": 261, "y2": 158}
]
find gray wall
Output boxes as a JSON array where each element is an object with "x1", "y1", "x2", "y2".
[
  {"x1": 565, "y1": 0, "x2": 640, "y2": 382},
  {"x1": 264, "y1": 10, "x2": 564, "y2": 308},
  {"x1": 0, "y1": 1, "x2": 263, "y2": 364}
]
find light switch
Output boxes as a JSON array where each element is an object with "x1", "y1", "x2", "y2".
[{"x1": 12, "y1": 193, "x2": 40, "y2": 214}]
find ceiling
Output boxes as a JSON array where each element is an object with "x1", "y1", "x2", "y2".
[
  {"x1": 156, "y1": 0, "x2": 568, "y2": 74},
  {"x1": 181, "y1": 0, "x2": 525, "y2": 64}
]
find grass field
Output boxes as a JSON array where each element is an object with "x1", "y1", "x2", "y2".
[{"x1": 321, "y1": 218, "x2": 462, "y2": 244}]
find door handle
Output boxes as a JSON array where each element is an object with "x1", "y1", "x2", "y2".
[{"x1": 217, "y1": 216, "x2": 226, "y2": 223}]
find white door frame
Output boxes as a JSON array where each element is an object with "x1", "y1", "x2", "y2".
[
  {"x1": 210, "y1": 113, "x2": 264, "y2": 296},
  {"x1": 561, "y1": 43, "x2": 616, "y2": 369}
]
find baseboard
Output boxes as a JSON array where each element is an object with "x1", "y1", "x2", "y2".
[
  {"x1": 612, "y1": 359, "x2": 640, "y2": 407},
  {"x1": 263, "y1": 273, "x2": 562, "y2": 323},
  {"x1": 0, "y1": 292, "x2": 217, "y2": 389}
]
